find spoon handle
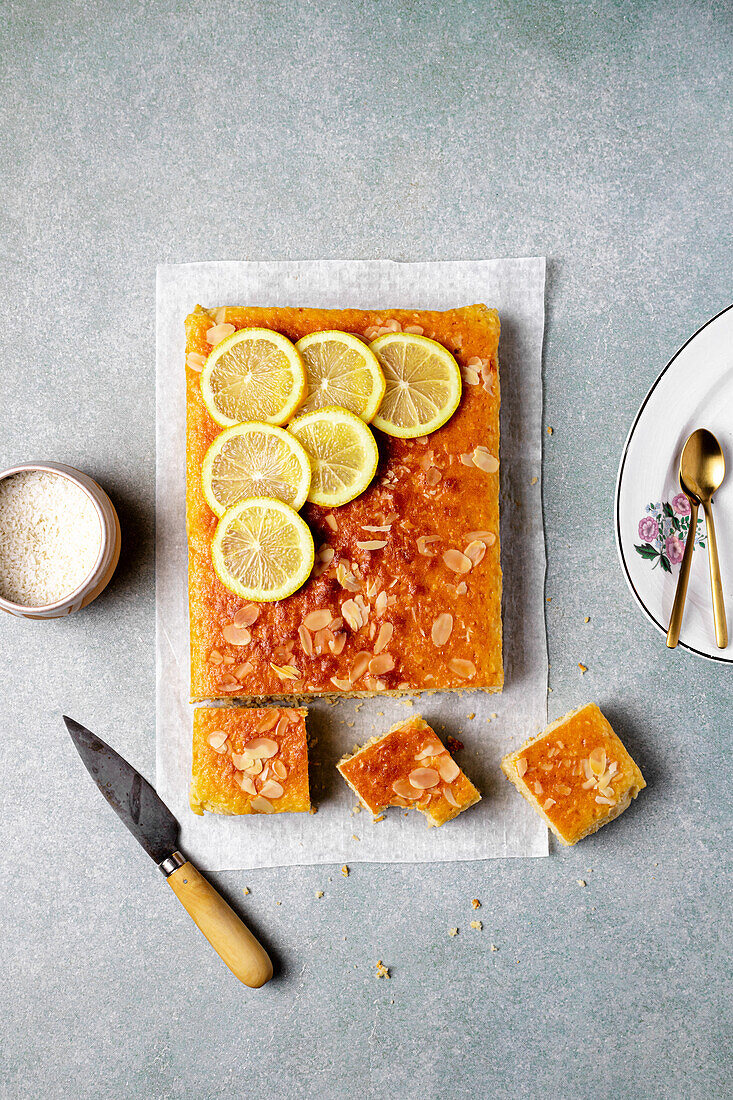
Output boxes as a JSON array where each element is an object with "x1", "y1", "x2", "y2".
[
  {"x1": 701, "y1": 500, "x2": 728, "y2": 649},
  {"x1": 667, "y1": 500, "x2": 699, "y2": 649}
]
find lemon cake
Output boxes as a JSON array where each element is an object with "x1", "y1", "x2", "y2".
[
  {"x1": 337, "y1": 715, "x2": 481, "y2": 826},
  {"x1": 501, "y1": 703, "x2": 646, "y2": 846},
  {"x1": 186, "y1": 305, "x2": 502, "y2": 701},
  {"x1": 189, "y1": 706, "x2": 310, "y2": 816}
]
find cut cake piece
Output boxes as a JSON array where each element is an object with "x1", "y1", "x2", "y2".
[
  {"x1": 189, "y1": 706, "x2": 310, "y2": 816},
  {"x1": 186, "y1": 304, "x2": 502, "y2": 702},
  {"x1": 501, "y1": 703, "x2": 646, "y2": 846},
  {"x1": 337, "y1": 715, "x2": 481, "y2": 826}
]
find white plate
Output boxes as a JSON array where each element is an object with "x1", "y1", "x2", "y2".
[{"x1": 615, "y1": 304, "x2": 733, "y2": 663}]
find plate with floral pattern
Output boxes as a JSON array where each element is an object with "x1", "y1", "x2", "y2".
[{"x1": 615, "y1": 304, "x2": 733, "y2": 662}]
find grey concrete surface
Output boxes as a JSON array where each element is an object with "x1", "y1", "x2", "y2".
[{"x1": 1, "y1": 2, "x2": 731, "y2": 1098}]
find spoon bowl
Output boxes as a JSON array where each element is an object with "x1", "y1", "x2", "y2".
[{"x1": 679, "y1": 428, "x2": 726, "y2": 504}]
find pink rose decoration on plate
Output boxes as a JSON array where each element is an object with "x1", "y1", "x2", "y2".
[
  {"x1": 666, "y1": 534, "x2": 685, "y2": 564},
  {"x1": 638, "y1": 516, "x2": 659, "y2": 542},
  {"x1": 672, "y1": 493, "x2": 691, "y2": 516}
]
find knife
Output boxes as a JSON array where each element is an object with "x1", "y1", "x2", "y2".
[{"x1": 63, "y1": 716, "x2": 273, "y2": 989}]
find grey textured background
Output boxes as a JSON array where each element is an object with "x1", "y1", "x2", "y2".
[{"x1": 1, "y1": 2, "x2": 731, "y2": 1098}]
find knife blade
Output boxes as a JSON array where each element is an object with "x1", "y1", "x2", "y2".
[{"x1": 64, "y1": 716, "x2": 273, "y2": 989}]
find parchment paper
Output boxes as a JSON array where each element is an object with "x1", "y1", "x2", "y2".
[{"x1": 156, "y1": 259, "x2": 548, "y2": 870}]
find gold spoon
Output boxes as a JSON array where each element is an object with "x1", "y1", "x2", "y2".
[{"x1": 667, "y1": 428, "x2": 727, "y2": 649}]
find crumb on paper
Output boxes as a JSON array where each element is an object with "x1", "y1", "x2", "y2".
[
  {"x1": 352, "y1": 834, "x2": 360, "y2": 841},
  {"x1": 471, "y1": 898, "x2": 481, "y2": 909},
  {"x1": 470, "y1": 920, "x2": 483, "y2": 930},
  {"x1": 577, "y1": 879, "x2": 587, "y2": 887},
  {"x1": 448, "y1": 927, "x2": 459, "y2": 937},
  {"x1": 276, "y1": 901, "x2": 282, "y2": 906},
  {"x1": 491, "y1": 713, "x2": 498, "y2": 720},
  {"x1": 346, "y1": 720, "x2": 355, "y2": 727},
  {"x1": 351, "y1": 804, "x2": 362, "y2": 815},
  {"x1": 376, "y1": 960, "x2": 390, "y2": 979},
  {"x1": 309, "y1": 806, "x2": 318, "y2": 814},
  {"x1": 490, "y1": 944, "x2": 498, "y2": 952},
  {"x1": 242, "y1": 887, "x2": 250, "y2": 895},
  {"x1": 578, "y1": 663, "x2": 588, "y2": 674},
  {"x1": 342, "y1": 865, "x2": 350, "y2": 877},
  {"x1": 547, "y1": 426, "x2": 554, "y2": 435},
  {"x1": 467, "y1": 713, "x2": 475, "y2": 720},
  {"x1": 546, "y1": 596, "x2": 552, "y2": 602},
  {"x1": 316, "y1": 890, "x2": 324, "y2": 898},
  {"x1": 584, "y1": 616, "x2": 590, "y2": 623},
  {"x1": 373, "y1": 814, "x2": 386, "y2": 822},
  {"x1": 531, "y1": 476, "x2": 538, "y2": 485}
]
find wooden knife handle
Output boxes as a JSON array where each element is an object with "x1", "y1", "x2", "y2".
[{"x1": 166, "y1": 861, "x2": 273, "y2": 988}]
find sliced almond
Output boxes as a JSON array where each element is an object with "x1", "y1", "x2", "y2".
[
  {"x1": 341, "y1": 599, "x2": 362, "y2": 631},
  {"x1": 374, "y1": 622, "x2": 393, "y2": 654},
  {"x1": 462, "y1": 368, "x2": 480, "y2": 386},
  {"x1": 392, "y1": 778, "x2": 422, "y2": 801},
  {"x1": 516, "y1": 757, "x2": 528, "y2": 777},
  {"x1": 222, "y1": 623, "x2": 251, "y2": 646},
  {"x1": 408, "y1": 767, "x2": 440, "y2": 789},
  {"x1": 259, "y1": 779, "x2": 284, "y2": 800},
  {"x1": 207, "y1": 731, "x2": 227, "y2": 750},
  {"x1": 255, "y1": 711, "x2": 279, "y2": 732},
  {"x1": 595, "y1": 796, "x2": 614, "y2": 805},
  {"x1": 448, "y1": 658, "x2": 476, "y2": 679},
  {"x1": 272, "y1": 759, "x2": 288, "y2": 780},
  {"x1": 245, "y1": 737, "x2": 278, "y2": 759},
  {"x1": 543, "y1": 798, "x2": 556, "y2": 810},
  {"x1": 533, "y1": 781, "x2": 544, "y2": 795},
  {"x1": 206, "y1": 322, "x2": 236, "y2": 344},
  {"x1": 472, "y1": 447, "x2": 499, "y2": 473},
  {"x1": 438, "y1": 757, "x2": 460, "y2": 783},
  {"x1": 298, "y1": 624, "x2": 314, "y2": 656},
  {"x1": 464, "y1": 540, "x2": 486, "y2": 566},
  {"x1": 186, "y1": 351, "x2": 206, "y2": 372},
  {"x1": 416, "y1": 534, "x2": 440, "y2": 557},
  {"x1": 233, "y1": 661, "x2": 253, "y2": 678},
  {"x1": 356, "y1": 540, "x2": 388, "y2": 551},
  {"x1": 324, "y1": 514, "x2": 338, "y2": 532},
  {"x1": 237, "y1": 774, "x2": 257, "y2": 796},
  {"x1": 425, "y1": 467, "x2": 442, "y2": 486},
  {"x1": 589, "y1": 747, "x2": 607, "y2": 777},
  {"x1": 270, "y1": 662, "x2": 301, "y2": 681},
  {"x1": 431, "y1": 612, "x2": 453, "y2": 647},
  {"x1": 329, "y1": 633, "x2": 347, "y2": 655},
  {"x1": 443, "y1": 785, "x2": 460, "y2": 808},
  {"x1": 250, "y1": 795, "x2": 275, "y2": 814},
  {"x1": 349, "y1": 652, "x2": 371, "y2": 683},
  {"x1": 443, "y1": 549, "x2": 472, "y2": 574},
  {"x1": 208, "y1": 649, "x2": 224, "y2": 666},
  {"x1": 303, "y1": 609, "x2": 332, "y2": 631},
  {"x1": 234, "y1": 604, "x2": 260, "y2": 628},
  {"x1": 368, "y1": 653, "x2": 394, "y2": 675},
  {"x1": 275, "y1": 716, "x2": 289, "y2": 739},
  {"x1": 330, "y1": 676, "x2": 351, "y2": 690},
  {"x1": 230, "y1": 751, "x2": 253, "y2": 770}
]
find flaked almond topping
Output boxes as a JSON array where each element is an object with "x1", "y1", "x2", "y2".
[
  {"x1": 324, "y1": 514, "x2": 338, "y2": 532},
  {"x1": 206, "y1": 322, "x2": 235, "y2": 344},
  {"x1": 369, "y1": 652, "x2": 394, "y2": 675},
  {"x1": 222, "y1": 654, "x2": 235, "y2": 665},
  {"x1": 270, "y1": 662, "x2": 301, "y2": 681},
  {"x1": 186, "y1": 351, "x2": 206, "y2": 372},
  {"x1": 259, "y1": 779, "x2": 284, "y2": 800},
  {"x1": 392, "y1": 778, "x2": 422, "y2": 800},
  {"x1": 607, "y1": 761, "x2": 618, "y2": 777},
  {"x1": 298, "y1": 624, "x2": 314, "y2": 656},
  {"x1": 247, "y1": 758, "x2": 263, "y2": 776},
  {"x1": 329, "y1": 633, "x2": 347, "y2": 655},
  {"x1": 462, "y1": 368, "x2": 480, "y2": 386},
  {"x1": 374, "y1": 622, "x2": 393, "y2": 654},
  {"x1": 259, "y1": 763, "x2": 270, "y2": 784},
  {"x1": 361, "y1": 524, "x2": 391, "y2": 533},
  {"x1": 547, "y1": 746, "x2": 559, "y2": 758},
  {"x1": 219, "y1": 674, "x2": 240, "y2": 690},
  {"x1": 237, "y1": 774, "x2": 257, "y2": 796},
  {"x1": 467, "y1": 356, "x2": 482, "y2": 368},
  {"x1": 453, "y1": 581, "x2": 468, "y2": 596},
  {"x1": 408, "y1": 767, "x2": 440, "y2": 789},
  {"x1": 208, "y1": 649, "x2": 224, "y2": 666},
  {"x1": 556, "y1": 783, "x2": 571, "y2": 795},
  {"x1": 234, "y1": 604, "x2": 260, "y2": 628},
  {"x1": 213, "y1": 307, "x2": 226, "y2": 325},
  {"x1": 341, "y1": 599, "x2": 362, "y2": 631},
  {"x1": 271, "y1": 759, "x2": 287, "y2": 780},
  {"x1": 233, "y1": 661, "x2": 253, "y2": 678},
  {"x1": 416, "y1": 794, "x2": 432, "y2": 810},
  {"x1": 419, "y1": 450, "x2": 435, "y2": 471},
  {"x1": 598, "y1": 785, "x2": 614, "y2": 798},
  {"x1": 245, "y1": 737, "x2": 278, "y2": 759},
  {"x1": 556, "y1": 740, "x2": 565, "y2": 749},
  {"x1": 443, "y1": 549, "x2": 472, "y2": 574},
  {"x1": 472, "y1": 447, "x2": 499, "y2": 473},
  {"x1": 460, "y1": 453, "x2": 476, "y2": 466},
  {"x1": 533, "y1": 781, "x2": 544, "y2": 795},
  {"x1": 337, "y1": 563, "x2": 361, "y2": 592},
  {"x1": 303, "y1": 609, "x2": 332, "y2": 631},
  {"x1": 222, "y1": 623, "x2": 251, "y2": 646},
  {"x1": 286, "y1": 709, "x2": 302, "y2": 724},
  {"x1": 425, "y1": 467, "x2": 442, "y2": 486},
  {"x1": 255, "y1": 711, "x2": 279, "y2": 732},
  {"x1": 414, "y1": 744, "x2": 437, "y2": 761},
  {"x1": 349, "y1": 652, "x2": 371, "y2": 682},
  {"x1": 595, "y1": 795, "x2": 614, "y2": 805},
  {"x1": 516, "y1": 757, "x2": 528, "y2": 777},
  {"x1": 231, "y1": 751, "x2": 253, "y2": 770},
  {"x1": 543, "y1": 798, "x2": 556, "y2": 810},
  {"x1": 464, "y1": 540, "x2": 486, "y2": 566},
  {"x1": 588, "y1": 747, "x2": 607, "y2": 777},
  {"x1": 448, "y1": 657, "x2": 476, "y2": 679},
  {"x1": 207, "y1": 731, "x2": 228, "y2": 750},
  {"x1": 443, "y1": 785, "x2": 460, "y2": 808},
  {"x1": 438, "y1": 757, "x2": 460, "y2": 783},
  {"x1": 404, "y1": 324, "x2": 424, "y2": 335},
  {"x1": 582, "y1": 777, "x2": 597, "y2": 790},
  {"x1": 356, "y1": 540, "x2": 388, "y2": 551},
  {"x1": 250, "y1": 795, "x2": 275, "y2": 814},
  {"x1": 330, "y1": 675, "x2": 351, "y2": 690},
  {"x1": 416, "y1": 534, "x2": 440, "y2": 556},
  {"x1": 431, "y1": 612, "x2": 453, "y2": 647},
  {"x1": 275, "y1": 716, "x2": 289, "y2": 738},
  {"x1": 317, "y1": 545, "x2": 335, "y2": 564}
]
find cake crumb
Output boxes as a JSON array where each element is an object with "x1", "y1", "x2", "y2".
[
  {"x1": 448, "y1": 927, "x2": 459, "y2": 937},
  {"x1": 490, "y1": 944, "x2": 498, "y2": 952},
  {"x1": 466, "y1": 713, "x2": 475, "y2": 720},
  {"x1": 309, "y1": 806, "x2": 318, "y2": 814},
  {"x1": 242, "y1": 887, "x2": 250, "y2": 895},
  {"x1": 276, "y1": 901, "x2": 281, "y2": 906},
  {"x1": 584, "y1": 616, "x2": 590, "y2": 623},
  {"x1": 373, "y1": 814, "x2": 386, "y2": 822},
  {"x1": 547, "y1": 426, "x2": 554, "y2": 435},
  {"x1": 530, "y1": 476, "x2": 538, "y2": 485},
  {"x1": 352, "y1": 834, "x2": 360, "y2": 841},
  {"x1": 316, "y1": 890, "x2": 324, "y2": 898},
  {"x1": 376, "y1": 960, "x2": 390, "y2": 979},
  {"x1": 578, "y1": 663, "x2": 588, "y2": 674},
  {"x1": 490, "y1": 712, "x2": 498, "y2": 719},
  {"x1": 470, "y1": 920, "x2": 482, "y2": 930},
  {"x1": 346, "y1": 720, "x2": 355, "y2": 727},
  {"x1": 546, "y1": 596, "x2": 552, "y2": 602},
  {"x1": 342, "y1": 865, "x2": 350, "y2": 877},
  {"x1": 471, "y1": 898, "x2": 481, "y2": 909},
  {"x1": 577, "y1": 879, "x2": 587, "y2": 887},
  {"x1": 351, "y1": 804, "x2": 362, "y2": 814}
]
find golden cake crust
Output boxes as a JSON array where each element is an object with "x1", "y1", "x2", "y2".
[
  {"x1": 337, "y1": 715, "x2": 481, "y2": 826},
  {"x1": 186, "y1": 305, "x2": 502, "y2": 702},
  {"x1": 190, "y1": 706, "x2": 309, "y2": 816},
  {"x1": 501, "y1": 703, "x2": 646, "y2": 846}
]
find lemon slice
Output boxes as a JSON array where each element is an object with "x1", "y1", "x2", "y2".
[
  {"x1": 201, "y1": 328, "x2": 307, "y2": 427},
  {"x1": 211, "y1": 497, "x2": 314, "y2": 602},
  {"x1": 202, "y1": 423, "x2": 312, "y2": 517},
  {"x1": 294, "y1": 331, "x2": 386, "y2": 421},
  {"x1": 288, "y1": 406, "x2": 379, "y2": 507},
  {"x1": 369, "y1": 333, "x2": 462, "y2": 438}
]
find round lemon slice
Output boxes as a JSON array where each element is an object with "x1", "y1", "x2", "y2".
[
  {"x1": 294, "y1": 331, "x2": 386, "y2": 421},
  {"x1": 202, "y1": 422, "x2": 312, "y2": 517},
  {"x1": 288, "y1": 406, "x2": 379, "y2": 507},
  {"x1": 201, "y1": 328, "x2": 307, "y2": 427},
  {"x1": 369, "y1": 333, "x2": 462, "y2": 438},
  {"x1": 211, "y1": 497, "x2": 314, "y2": 602}
]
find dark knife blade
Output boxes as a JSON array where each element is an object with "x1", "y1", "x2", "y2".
[{"x1": 64, "y1": 716, "x2": 179, "y2": 866}]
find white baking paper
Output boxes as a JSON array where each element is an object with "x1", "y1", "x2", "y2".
[{"x1": 156, "y1": 259, "x2": 548, "y2": 870}]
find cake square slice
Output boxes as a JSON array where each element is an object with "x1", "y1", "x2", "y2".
[
  {"x1": 189, "y1": 706, "x2": 310, "y2": 816},
  {"x1": 337, "y1": 715, "x2": 481, "y2": 826},
  {"x1": 501, "y1": 703, "x2": 646, "y2": 846},
  {"x1": 186, "y1": 304, "x2": 502, "y2": 702}
]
